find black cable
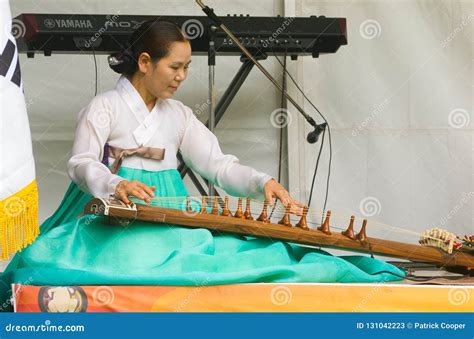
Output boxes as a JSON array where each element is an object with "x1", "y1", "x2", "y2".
[
  {"x1": 285, "y1": 65, "x2": 332, "y2": 214},
  {"x1": 323, "y1": 129, "x2": 332, "y2": 214},
  {"x1": 308, "y1": 128, "x2": 325, "y2": 208},
  {"x1": 272, "y1": 54, "x2": 332, "y2": 214},
  {"x1": 91, "y1": 45, "x2": 98, "y2": 96},
  {"x1": 272, "y1": 54, "x2": 329, "y2": 124}
]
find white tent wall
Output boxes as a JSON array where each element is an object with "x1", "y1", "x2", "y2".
[
  {"x1": 10, "y1": 0, "x2": 286, "y2": 222},
  {"x1": 9, "y1": 0, "x2": 473, "y2": 240},
  {"x1": 286, "y1": 0, "x2": 473, "y2": 242}
]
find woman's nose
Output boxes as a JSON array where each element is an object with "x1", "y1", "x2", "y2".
[{"x1": 176, "y1": 69, "x2": 186, "y2": 81}]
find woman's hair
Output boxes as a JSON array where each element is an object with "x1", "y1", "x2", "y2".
[{"x1": 108, "y1": 20, "x2": 188, "y2": 76}]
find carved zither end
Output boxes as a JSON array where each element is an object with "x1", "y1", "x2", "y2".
[
  {"x1": 278, "y1": 203, "x2": 292, "y2": 227},
  {"x1": 356, "y1": 219, "x2": 368, "y2": 243},
  {"x1": 221, "y1": 196, "x2": 232, "y2": 217},
  {"x1": 212, "y1": 197, "x2": 219, "y2": 215},
  {"x1": 257, "y1": 200, "x2": 269, "y2": 223},
  {"x1": 342, "y1": 215, "x2": 356, "y2": 240},
  {"x1": 244, "y1": 198, "x2": 253, "y2": 220},
  {"x1": 296, "y1": 206, "x2": 309, "y2": 230},
  {"x1": 234, "y1": 198, "x2": 244, "y2": 219},
  {"x1": 318, "y1": 210, "x2": 332, "y2": 235}
]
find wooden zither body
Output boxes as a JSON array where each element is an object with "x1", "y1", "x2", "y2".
[{"x1": 84, "y1": 197, "x2": 474, "y2": 271}]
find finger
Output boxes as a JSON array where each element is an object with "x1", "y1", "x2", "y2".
[
  {"x1": 290, "y1": 198, "x2": 305, "y2": 208},
  {"x1": 275, "y1": 191, "x2": 290, "y2": 206},
  {"x1": 115, "y1": 184, "x2": 129, "y2": 204},
  {"x1": 139, "y1": 184, "x2": 155, "y2": 197},
  {"x1": 289, "y1": 205, "x2": 303, "y2": 216},
  {"x1": 118, "y1": 191, "x2": 130, "y2": 205},
  {"x1": 288, "y1": 197, "x2": 304, "y2": 215},
  {"x1": 264, "y1": 192, "x2": 275, "y2": 206},
  {"x1": 131, "y1": 189, "x2": 151, "y2": 203},
  {"x1": 130, "y1": 188, "x2": 146, "y2": 199},
  {"x1": 136, "y1": 182, "x2": 156, "y2": 196}
]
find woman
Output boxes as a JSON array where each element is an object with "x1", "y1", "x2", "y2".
[
  {"x1": 69, "y1": 20, "x2": 298, "y2": 211},
  {"x1": 0, "y1": 20, "x2": 403, "y2": 311}
]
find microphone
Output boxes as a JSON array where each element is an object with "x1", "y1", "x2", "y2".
[{"x1": 307, "y1": 123, "x2": 327, "y2": 144}]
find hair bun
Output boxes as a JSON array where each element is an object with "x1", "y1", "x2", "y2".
[
  {"x1": 108, "y1": 20, "x2": 187, "y2": 76},
  {"x1": 108, "y1": 47, "x2": 134, "y2": 74}
]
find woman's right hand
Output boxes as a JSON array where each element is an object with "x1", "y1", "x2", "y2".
[{"x1": 114, "y1": 180, "x2": 156, "y2": 204}]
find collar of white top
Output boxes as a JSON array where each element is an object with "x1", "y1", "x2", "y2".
[{"x1": 117, "y1": 76, "x2": 164, "y2": 147}]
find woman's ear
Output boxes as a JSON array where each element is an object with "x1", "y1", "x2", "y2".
[{"x1": 137, "y1": 52, "x2": 152, "y2": 74}]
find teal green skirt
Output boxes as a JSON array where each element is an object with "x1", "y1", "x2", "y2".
[{"x1": 1, "y1": 168, "x2": 404, "y2": 310}]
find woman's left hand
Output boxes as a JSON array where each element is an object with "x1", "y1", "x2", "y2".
[{"x1": 263, "y1": 179, "x2": 304, "y2": 215}]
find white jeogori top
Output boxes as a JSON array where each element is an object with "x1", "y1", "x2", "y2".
[{"x1": 67, "y1": 76, "x2": 272, "y2": 199}]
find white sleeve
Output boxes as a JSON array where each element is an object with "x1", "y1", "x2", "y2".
[
  {"x1": 67, "y1": 96, "x2": 123, "y2": 198},
  {"x1": 179, "y1": 106, "x2": 272, "y2": 199}
]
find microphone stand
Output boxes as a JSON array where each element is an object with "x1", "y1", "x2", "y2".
[{"x1": 195, "y1": 0, "x2": 326, "y2": 143}]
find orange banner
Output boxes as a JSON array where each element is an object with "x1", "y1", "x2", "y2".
[{"x1": 12, "y1": 283, "x2": 473, "y2": 313}]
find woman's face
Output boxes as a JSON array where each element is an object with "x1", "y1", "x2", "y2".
[{"x1": 141, "y1": 41, "x2": 192, "y2": 100}]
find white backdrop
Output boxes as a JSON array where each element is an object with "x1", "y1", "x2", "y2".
[
  {"x1": 287, "y1": 0, "x2": 473, "y2": 243},
  {"x1": 9, "y1": 0, "x2": 473, "y2": 243}
]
